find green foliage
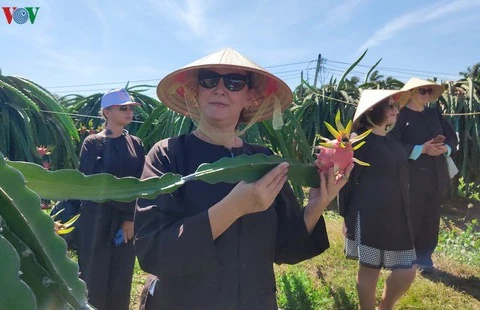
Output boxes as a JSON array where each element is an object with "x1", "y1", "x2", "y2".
[
  {"x1": 0, "y1": 152, "x2": 91, "y2": 309},
  {"x1": 277, "y1": 267, "x2": 332, "y2": 310},
  {"x1": 0, "y1": 75, "x2": 79, "y2": 169},
  {"x1": 441, "y1": 78, "x2": 480, "y2": 187},
  {"x1": 437, "y1": 218, "x2": 480, "y2": 265},
  {"x1": 458, "y1": 177, "x2": 480, "y2": 201},
  {"x1": 7, "y1": 153, "x2": 319, "y2": 203},
  {"x1": 7, "y1": 158, "x2": 184, "y2": 202},
  {"x1": 0, "y1": 233, "x2": 36, "y2": 309}
]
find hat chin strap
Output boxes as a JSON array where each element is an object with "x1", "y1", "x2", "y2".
[
  {"x1": 366, "y1": 115, "x2": 395, "y2": 134},
  {"x1": 272, "y1": 96, "x2": 284, "y2": 130}
]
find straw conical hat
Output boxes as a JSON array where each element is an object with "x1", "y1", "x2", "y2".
[
  {"x1": 156, "y1": 48, "x2": 293, "y2": 123},
  {"x1": 401, "y1": 77, "x2": 445, "y2": 100},
  {"x1": 353, "y1": 89, "x2": 409, "y2": 125}
]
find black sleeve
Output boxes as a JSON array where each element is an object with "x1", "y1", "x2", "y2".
[
  {"x1": 437, "y1": 109, "x2": 458, "y2": 155},
  {"x1": 274, "y1": 182, "x2": 329, "y2": 264},
  {"x1": 338, "y1": 131, "x2": 368, "y2": 217},
  {"x1": 240, "y1": 145, "x2": 330, "y2": 264},
  {"x1": 112, "y1": 137, "x2": 145, "y2": 222},
  {"x1": 338, "y1": 177, "x2": 353, "y2": 217},
  {"x1": 134, "y1": 140, "x2": 219, "y2": 278},
  {"x1": 108, "y1": 201, "x2": 136, "y2": 222},
  {"x1": 78, "y1": 136, "x2": 99, "y2": 176}
]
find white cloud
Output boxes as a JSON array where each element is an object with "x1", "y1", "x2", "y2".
[
  {"x1": 39, "y1": 49, "x2": 101, "y2": 78},
  {"x1": 358, "y1": 0, "x2": 480, "y2": 52},
  {"x1": 80, "y1": 0, "x2": 111, "y2": 48},
  {"x1": 148, "y1": 0, "x2": 209, "y2": 37},
  {"x1": 323, "y1": 0, "x2": 366, "y2": 25}
]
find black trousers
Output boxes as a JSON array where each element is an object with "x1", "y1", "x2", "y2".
[
  {"x1": 409, "y1": 167, "x2": 445, "y2": 267},
  {"x1": 76, "y1": 206, "x2": 135, "y2": 310},
  {"x1": 78, "y1": 241, "x2": 135, "y2": 310}
]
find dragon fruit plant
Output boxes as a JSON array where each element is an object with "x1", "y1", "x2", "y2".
[{"x1": 315, "y1": 111, "x2": 371, "y2": 175}]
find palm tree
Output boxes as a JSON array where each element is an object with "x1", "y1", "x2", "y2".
[
  {"x1": 459, "y1": 63, "x2": 480, "y2": 81},
  {"x1": 369, "y1": 70, "x2": 385, "y2": 85}
]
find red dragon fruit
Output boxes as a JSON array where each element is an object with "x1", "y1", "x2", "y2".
[{"x1": 315, "y1": 111, "x2": 371, "y2": 174}]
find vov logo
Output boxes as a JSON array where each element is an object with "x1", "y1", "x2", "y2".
[{"x1": 2, "y1": 7, "x2": 40, "y2": 24}]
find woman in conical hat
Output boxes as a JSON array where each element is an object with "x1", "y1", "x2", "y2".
[
  {"x1": 135, "y1": 48, "x2": 351, "y2": 309},
  {"x1": 389, "y1": 78, "x2": 458, "y2": 273},
  {"x1": 341, "y1": 89, "x2": 417, "y2": 310}
]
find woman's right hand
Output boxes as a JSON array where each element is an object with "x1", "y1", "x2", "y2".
[
  {"x1": 208, "y1": 162, "x2": 289, "y2": 240},
  {"x1": 422, "y1": 139, "x2": 445, "y2": 156},
  {"x1": 228, "y1": 162, "x2": 289, "y2": 216}
]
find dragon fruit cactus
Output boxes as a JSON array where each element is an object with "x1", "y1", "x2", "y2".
[{"x1": 315, "y1": 111, "x2": 371, "y2": 174}]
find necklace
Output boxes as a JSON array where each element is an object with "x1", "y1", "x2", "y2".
[{"x1": 193, "y1": 130, "x2": 240, "y2": 149}]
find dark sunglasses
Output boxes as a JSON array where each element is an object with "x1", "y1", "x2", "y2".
[
  {"x1": 417, "y1": 88, "x2": 433, "y2": 95},
  {"x1": 198, "y1": 70, "x2": 251, "y2": 91},
  {"x1": 118, "y1": 105, "x2": 135, "y2": 111}
]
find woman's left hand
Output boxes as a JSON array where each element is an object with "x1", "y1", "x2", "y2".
[
  {"x1": 303, "y1": 164, "x2": 353, "y2": 233},
  {"x1": 122, "y1": 220, "x2": 134, "y2": 243},
  {"x1": 309, "y1": 164, "x2": 354, "y2": 210},
  {"x1": 426, "y1": 144, "x2": 447, "y2": 156}
]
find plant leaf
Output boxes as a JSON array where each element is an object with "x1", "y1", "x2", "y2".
[
  {"x1": 192, "y1": 154, "x2": 320, "y2": 188},
  {"x1": 0, "y1": 153, "x2": 90, "y2": 309},
  {"x1": 6, "y1": 158, "x2": 184, "y2": 202},
  {"x1": 0, "y1": 233, "x2": 36, "y2": 310}
]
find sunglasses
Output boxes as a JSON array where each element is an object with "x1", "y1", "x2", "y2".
[
  {"x1": 198, "y1": 70, "x2": 251, "y2": 91},
  {"x1": 118, "y1": 105, "x2": 135, "y2": 111},
  {"x1": 417, "y1": 88, "x2": 433, "y2": 96}
]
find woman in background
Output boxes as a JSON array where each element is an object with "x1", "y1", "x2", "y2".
[
  {"x1": 76, "y1": 88, "x2": 145, "y2": 310},
  {"x1": 390, "y1": 78, "x2": 458, "y2": 273},
  {"x1": 339, "y1": 89, "x2": 416, "y2": 310}
]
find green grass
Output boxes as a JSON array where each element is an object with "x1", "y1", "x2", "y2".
[
  {"x1": 437, "y1": 218, "x2": 480, "y2": 265},
  {"x1": 127, "y1": 211, "x2": 480, "y2": 309}
]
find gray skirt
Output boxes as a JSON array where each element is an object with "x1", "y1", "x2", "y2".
[{"x1": 345, "y1": 213, "x2": 416, "y2": 270}]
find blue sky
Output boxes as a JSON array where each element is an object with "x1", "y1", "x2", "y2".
[{"x1": 1, "y1": 0, "x2": 479, "y2": 99}]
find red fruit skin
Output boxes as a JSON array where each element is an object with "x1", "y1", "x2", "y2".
[
  {"x1": 315, "y1": 140, "x2": 353, "y2": 174},
  {"x1": 37, "y1": 146, "x2": 48, "y2": 157}
]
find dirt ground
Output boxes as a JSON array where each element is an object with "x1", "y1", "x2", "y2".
[{"x1": 441, "y1": 196, "x2": 480, "y2": 229}]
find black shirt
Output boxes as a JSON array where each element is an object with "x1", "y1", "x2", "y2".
[
  {"x1": 134, "y1": 133, "x2": 329, "y2": 309},
  {"x1": 339, "y1": 132, "x2": 412, "y2": 250}
]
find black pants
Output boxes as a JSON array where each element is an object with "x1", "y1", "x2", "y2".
[
  {"x1": 409, "y1": 168, "x2": 445, "y2": 267},
  {"x1": 78, "y1": 241, "x2": 135, "y2": 310},
  {"x1": 76, "y1": 206, "x2": 135, "y2": 310}
]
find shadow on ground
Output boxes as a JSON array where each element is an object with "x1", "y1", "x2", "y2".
[{"x1": 421, "y1": 268, "x2": 480, "y2": 301}]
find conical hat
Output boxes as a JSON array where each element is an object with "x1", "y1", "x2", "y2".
[
  {"x1": 156, "y1": 48, "x2": 293, "y2": 123},
  {"x1": 401, "y1": 77, "x2": 445, "y2": 100},
  {"x1": 353, "y1": 89, "x2": 410, "y2": 125}
]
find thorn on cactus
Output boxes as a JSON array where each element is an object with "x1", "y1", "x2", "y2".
[{"x1": 315, "y1": 110, "x2": 371, "y2": 175}]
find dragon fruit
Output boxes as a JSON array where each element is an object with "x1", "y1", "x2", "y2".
[{"x1": 315, "y1": 111, "x2": 371, "y2": 174}]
